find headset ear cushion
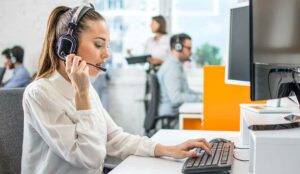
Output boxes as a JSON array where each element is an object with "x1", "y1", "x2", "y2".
[
  {"x1": 175, "y1": 42, "x2": 182, "y2": 52},
  {"x1": 11, "y1": 55, "x2": 16, "y2": 63},
  {"x1": 56, "y1": 33, "x2": 77, "y2": 60}
]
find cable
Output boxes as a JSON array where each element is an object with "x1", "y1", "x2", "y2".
[
  {"x1": 268, "y1": 70, "x2": 273, "y2": 98},
  {"x1": 275, "y1": 72, "x2": 283, "y2": 98},
  {"x1": 233, "y1": 146, "x2": 250, "y2": 162},
  {"x1": 287, "y1": 96, "x2": 298, "y2": 105},
  {"x1": 233, "y1": 153, "x2": 249, "y2": 162},
  {"x1": 234, "y1": 146, "x2": 250, "y2": 150}
]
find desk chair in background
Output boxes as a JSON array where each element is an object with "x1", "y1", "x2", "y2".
[
  {"x1": 144, "y1": 72, "x2": 178, "y2": 137},
  {"x1": 0, "y1": 88, "x2": 24, "y2": 174},
  {"x1": 0, "y1": 67, "x2": 6, "y2": 86}
]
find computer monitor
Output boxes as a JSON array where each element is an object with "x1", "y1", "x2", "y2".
[
  {"x1": 250, "y1": 0, "x2": 300, "y2": 106},
  {"x1": 225, "y1": 2, "x2": 250, "y2": 86}
]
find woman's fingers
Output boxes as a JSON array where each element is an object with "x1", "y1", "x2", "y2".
[
  {"x1": 71, "y1": 56, "x2": 81, "y2": 72},
  {"x1": 65, "y1": 54, "x2": 75, "y2": 74},
  {"x1": 186, "y1": 139, "x2": 211, "y2": 155},
  {"x1": 83, "y1": 65, "x2": 89, "y2": 74},
  {"x1": 195, "y1": 138, "x2": 212, "y2": 149},
  {"x1": 181, "y1": 150, "x2": 199, "y2": 158},
  {"x1": 78, "y1": 60, "x2": 87, "y2": 72},
  {"x1": 194, "y1": 142, "x2": 211, "y2": 155}
]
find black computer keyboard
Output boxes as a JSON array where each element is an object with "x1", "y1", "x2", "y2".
[{"x1": 182, "y1": 142, "x2": 234, "y2": 174}]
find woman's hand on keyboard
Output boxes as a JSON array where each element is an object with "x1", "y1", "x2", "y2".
[{"x1": 154, "y1": 138, "x2": 212, "y2": 159}]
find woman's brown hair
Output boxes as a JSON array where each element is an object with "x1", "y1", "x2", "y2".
[
  {"x1": 35, "y1": 6, "x2": 104, "y2": 80},
  {"x1": 152, "y1": 15, "x2": 167, "y2": 35}
]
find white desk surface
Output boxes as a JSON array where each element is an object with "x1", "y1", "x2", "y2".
[
  {"x1": 109, "y1": 130, "x2": 250, "y2": 174},
  {"x1": 179, "y1": 102, "x2": 203, "y2": 114}
]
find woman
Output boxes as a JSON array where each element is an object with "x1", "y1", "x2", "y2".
[
  {"x1": 21, "y1": 5, "x2": 211, "y2": 174},
  {"x1": 145, "y1": 15, "x2": 170, "y2": 66}
]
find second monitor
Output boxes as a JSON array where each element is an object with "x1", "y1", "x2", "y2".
[{"x1": 225, "y1": 2, "x2": 250, "y2": 86}]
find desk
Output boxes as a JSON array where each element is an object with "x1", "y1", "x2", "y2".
[
  {"x1": 179, "y1": 103, "x2": 203, "y2": 130},
  {"x1": 240, "y1": 106, "x2": 300, "y2": 174},
  {"x1": 109, "y1": 130, "x2": 250, "y2": 174}
]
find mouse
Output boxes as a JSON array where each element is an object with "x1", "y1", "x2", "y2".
[{"x1": 209, "y1": 138, "x2": 231, "y2": 144}]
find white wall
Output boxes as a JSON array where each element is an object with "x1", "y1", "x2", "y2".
[
  {"x1": 0, "y1": 0, "x2": 84, "y2": 75},
  {"x1": 107, "y1": 69, "x2": 147, "y2": 135}
]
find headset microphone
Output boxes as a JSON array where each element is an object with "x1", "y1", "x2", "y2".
[
  {"x1": 86, "y1": 62, "x2": 107, "y2": 72},
  {"x1": 59, "y1": 52, "x2": 107, "y2": 72}
]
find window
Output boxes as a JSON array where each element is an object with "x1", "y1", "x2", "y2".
[
  {"x1": 95, "y1": 0, "x2": 237, "y2": 69},
  {"x1": 172, "y1": 0, "x2": 236, "y2": 67},
  {"x1": 95, "y1": 0, "x2": 159, "y2": 69}
]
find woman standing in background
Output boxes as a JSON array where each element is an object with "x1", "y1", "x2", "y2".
[
  {"x1": 127, "y1": 15, "x2": 170, "y2": 67},
  {"x1": 145, "y1": 15, "x2": 170, "y2": 66}
]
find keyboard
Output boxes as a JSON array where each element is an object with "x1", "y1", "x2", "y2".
[{"x1": 182, "y1": 141, "x2": 234, "y2": 174}]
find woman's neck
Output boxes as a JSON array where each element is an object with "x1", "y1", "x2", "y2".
[{"x1": 154, "y1": 33, "x2": 163, "y2": 42}]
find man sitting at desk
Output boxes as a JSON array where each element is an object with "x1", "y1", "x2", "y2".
[
  {"x1": 2, "y1": 46, "x2": 31, "y2": 88},
  {"x1": 157, "y1": 33, "x2": 202, "y2": 117}
]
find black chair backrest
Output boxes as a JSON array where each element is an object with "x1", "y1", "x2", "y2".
[
  {"x1": 144, "y1": 73, "x2": 160, "y2": 132},
  {"x1": 0, "y1": 67, "x2": 6, "y2": 85},
  {"x1": 0, "y1": 88, "x2": 25, "y2": 174}
]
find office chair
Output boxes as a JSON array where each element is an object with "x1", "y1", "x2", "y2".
[
  {"x1": 0, "y1": 67, "x2": 6, "y2": 85},
  {"x1": 144, "y1": 73, "x2": 178, "y2": 137},
  {"x1": 0, "y1": 88, "x2": 25, "y2": 174}
]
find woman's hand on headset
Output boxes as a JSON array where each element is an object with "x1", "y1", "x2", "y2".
[{"x1": 65, "y1": 54, "x2": 91, "y2": 110}]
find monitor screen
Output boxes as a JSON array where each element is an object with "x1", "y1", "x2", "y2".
[
  {"x1": 250, "y1": 0, "x2": 300, "y2": 102},
  {"x1": 225, "y1": 3, "x2": 250, "y2": 86}
]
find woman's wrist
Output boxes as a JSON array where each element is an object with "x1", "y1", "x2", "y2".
[
  {"x1": 154, "y1": 144, "x2": 174, "y2": 157},
  {"x1": 75, "y1": 91, "x2": 91, "y2": 110}
]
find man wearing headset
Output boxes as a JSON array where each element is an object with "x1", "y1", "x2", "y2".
[
  {"x1": 1, "y1": 46, "x2": 31, "y2": 88},
  {"x1": 157, "y1": 33, "x2": 202, "y2": 119}
]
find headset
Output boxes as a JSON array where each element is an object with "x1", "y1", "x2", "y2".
[
  {"x1": 174, "y1": 36, "x2": 183, "y2": 52},
  {"x1": 9, "y1": 49, "x2": 17, "y2": 64},
  {"x1": 56, "y1": 4, "x2": 107, "y2": 71}
]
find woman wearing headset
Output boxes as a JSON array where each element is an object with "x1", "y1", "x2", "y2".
[{"x1": 22, "y1": 5, "x2": 211, "y2": 174}]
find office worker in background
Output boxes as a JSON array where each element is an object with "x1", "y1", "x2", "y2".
[
  {"x1": 22, "y1": 5, "x2": 211, "y2": 174},
  {"x1": 145, "y1": 15, "x2": 170, "y2": 66},
  {"x1": 157, "y1": 33, "x2": 202, "y2": 117},
  {"x1": 1, "y1": 46, "x2": 31, "y2": 88},
  {"x1": 127, "y1": 15, "x2": 170, "y2": 66}
]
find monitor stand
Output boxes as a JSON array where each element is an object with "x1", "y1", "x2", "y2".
[{"x1": 241, "y1": 98, "x2": 299, "y2": 114}]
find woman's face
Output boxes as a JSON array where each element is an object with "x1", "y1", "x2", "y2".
[
  {"x1": 77, "y1": 20, "x2": 110, "y2": 76},
  {"x1": 150, "y1": 20, "x2": 160, "y2": 33}
]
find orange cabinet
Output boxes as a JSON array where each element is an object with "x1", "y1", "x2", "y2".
[{"x1": 183, "y1": 66, "x2": 265, "y2": 131}]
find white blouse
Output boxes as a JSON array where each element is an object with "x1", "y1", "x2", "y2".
[
  {"x1": 21, "y1": 71, "x2": 157, "y2": 174},
  {"x1": 144, "y1": 34, "x2": 171, "y2": 61}
]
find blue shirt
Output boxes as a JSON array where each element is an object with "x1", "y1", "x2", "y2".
[
  {"x1": 157, "y1": 56, "x2": 202, "y2": 116},
  {"x1": 3, "y1": 65, "x2": 31, "y2": 88}
]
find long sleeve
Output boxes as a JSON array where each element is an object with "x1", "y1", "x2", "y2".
[
  {"x1": 3, "y1": 65, "x2": 31, "y2": 88},
  {"x1": 23, "y1": 87, "x2": 106, "y2": 170},
  {"x1": 101, "y1": 109, "x2": 157, "y2": 159},
  {"x1": 163, "y1": 65, "x2": 202, "y2": 106}
]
